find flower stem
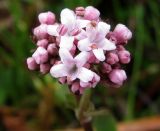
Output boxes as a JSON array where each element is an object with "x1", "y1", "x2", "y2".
[{"x1": 75, "y1": 89, "x2": 93, "y2": 131}]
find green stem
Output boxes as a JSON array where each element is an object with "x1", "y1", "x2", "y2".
[{"x1": 75, "y1": 89, "x2": 93, "y2": 131}]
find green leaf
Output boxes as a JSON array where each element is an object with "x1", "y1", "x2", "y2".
[{"x1": 92, "y1": 114, "x2": 117, "y2": 131}]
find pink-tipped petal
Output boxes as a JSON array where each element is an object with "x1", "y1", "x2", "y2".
[
  {"x1": 80, "y1": 81, "x2": 91, "y2": 88},
  {"x1": 93, "y1": 48, "x2": 105, "y2": 61}
]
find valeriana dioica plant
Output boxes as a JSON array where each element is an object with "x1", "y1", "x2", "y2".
[{"x1": 27, "y1": 6, "x2": 132, "y2": 94}]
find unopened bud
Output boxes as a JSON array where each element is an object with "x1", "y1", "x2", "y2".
[
  {"x1": 40, "y1": 63, "x2": 51, "y2": 74},
  {"x1": 84, "y1": 6, "x2": 100, "y2": 21},
  {"x1": 118, "y1": 50, "x2": 131, "y2": 64},
  {"x1": 32, "y1": 47, "x2": 48, "y2": 64},
  {"x1": 47, "y1": 44, "x2": 58, "y2": 56},
  {"x1": 106, "y1": 52, "x2": 119, "y2": 65},
  {"x1": 38, "y1": 11, "x2": 55, "y2": 24},
  {"x1": 109, "y1": 69, "x2": 127, "y2": 86}
]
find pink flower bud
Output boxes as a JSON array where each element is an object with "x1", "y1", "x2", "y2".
[
  {"x1": 102, "y1": 63, "x2": 112, "y2": 74},
  {"x1": 106, "y1": 52, "x2": 119, "y2": 65},
  {"x1": 58, "y1": 77, "x2": 66, "y2": 84},
  {"x1": 88, "y1": 52, "x2": 100, "y2": 63},
  {"x1": 117, "y1": 45, "x2": 125, "y2": 51},
  {"x1": 33, "y1": 24, "x2": 48, "y2": 39},
  {"x1": 38, "y1": 11, "x2": 55, "y2": 24},
  {"x1": 50, "y1": 58, "x2": 56, "y2": 65},
  {"x1": 40, "y1": 63, "x2": 51, "y2": 74},
  {"x1": 118, "y1": 50, "x2": 131, "y2": 64},
  {"x1": 47, "y1": 44, "x2": 58, "y2": 56},
  {"x1": 37, "y1": 39, "x2": 48, "y2": 48},
  {"x1": 71, "y1": 82, "x2": 84, "y2": 94},
  {"x1": 57, "y1": 24, "x2": 68, "y2": 36},
  {"x1": 113, "y1": 24, "x2": 132, "y2": 44},
  {"x1": 83, "y1": 63, "x2": 91, "y2": 69},
  {"x1": 32, "y1": 47, "x2": 48, "y2": 64},
  {"x1": 84, "y1": 6, "x2": 100, "y2": 21},
  {"x1": 109, "y1": 69, "x2": 127, "y2": 86},
  {"x1": 75, "y1": 7, "x2": 85, "y2": 16},
  {"x1": 70, "y1": 27, "x2": 81, "y2": 36},
  {"x1": 92, "y1": 73, "x2": 100, "y2": 87},
  {"x1": 26, "y1": 57, "x2": 38, "y2": 70},
  {"x1": 80, "y1": 73, "x2": 100, "y2": 88},
  {"x1": 70, "y1": 45, "x2": 76, "y2": 56}
]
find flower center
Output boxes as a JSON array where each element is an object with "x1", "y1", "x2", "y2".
[
  {"x1": 68, "y1": 64, "x2": 78, "y2": 74},
  {"x1": 90, "y1": 43, "x2": 98, "y2": 49}
]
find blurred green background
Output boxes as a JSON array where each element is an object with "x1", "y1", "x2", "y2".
[{"x1": 0, "y1": 0, "x2": 160, "y2": 130}]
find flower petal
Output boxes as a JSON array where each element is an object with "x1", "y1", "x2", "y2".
[
  {"x1": 74, "y1": 51, "x2": 90, "y2": 67},
  {"x1": 97, "y1": 22, "x2": 110, "y2": 36},
  {"x1": 47, "y1": 24, "x2": 59, "y2": 36},
  {"x1": 76, "y1": 19, "x2": 90, "y2": 28},
  {"x1": 59, "y1": 48, "x2": 74, "y2": 65},
  {"x1": 75, "y1": 29, "x2": 87, "y2": 40},
  {"x1": 50, "y1": 64, "x2": 67, "y2": 78},
  {"x1": 60, "y1": 8, "x2": 76, "y2": 28},
  {"x1": 80, "y1": 81, "x2": 91, "y2": 88},
  {"x1": 93, "y1": 48, "x2": 105, "y2": 61},
  {"x1": 78, "y1": 67, "x2": 94, "y2": 82},
  {"x1": 78, "y1": 38, "x2": 91, "y2": 51},
  {"x1": 101, "y1": 38, "x2": 116, "y2": 51},
  {"x1": 59, "y1": 36, "x2": 74, "y2": 50},
  {"x1": 86, "y1": 23, "x2": 97, "y2": 41}
]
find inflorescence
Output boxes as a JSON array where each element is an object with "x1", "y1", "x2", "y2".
[{"x1": 27, "y1": 6, "x2": 132, "y2": 94}]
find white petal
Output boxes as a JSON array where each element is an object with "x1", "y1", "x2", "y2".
[
  {"x1": 75, "y1": 29, "x2": 87, "y2": 40},
  {"x1": 74, "y1": 51, "x2": 90, "y2": 67},
  {"x1": 47, "y1": 24, "x2": 59, "y2": 36},
  {"x1": 76, "y1": 19, "x2": 90, "y2": 29},
  {"x1": 97, "y1": 22, "x2": 110, "y2": 36},
  {"x1": 50, "y1": 64, "x2": 67, "y2": 78},
  {"x1": 101, "y1": 39, "x2": 116, "y2": 51},
  {"x1": 80, "y1": 81, "x2": 91, "y2": 88},
  {"x1": 93, "y1": 48, "x2": 105, "y2": 61},
  {"x1": 78, "y1": 67, "x2": 94, "y2": 82},
  {"x1": 60, "y1": 36, "x2": 74, "y2": 50},
  {"x1": 59, "y1": 48, "x2": 74, "y2": 65},
  {"x1": 86, "y1": 24, "x2": 97, "y2": 41},
  {"x1": 78, "y1": 38, "x2": 91, "y2": 51},
  {"x1": 60, "y1": 8, "x2": 76, "y2": 28}
]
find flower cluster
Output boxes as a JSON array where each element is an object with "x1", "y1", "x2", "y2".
[{"x1": 27, "y1": 6, "x2": 132, "y2": 94}]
